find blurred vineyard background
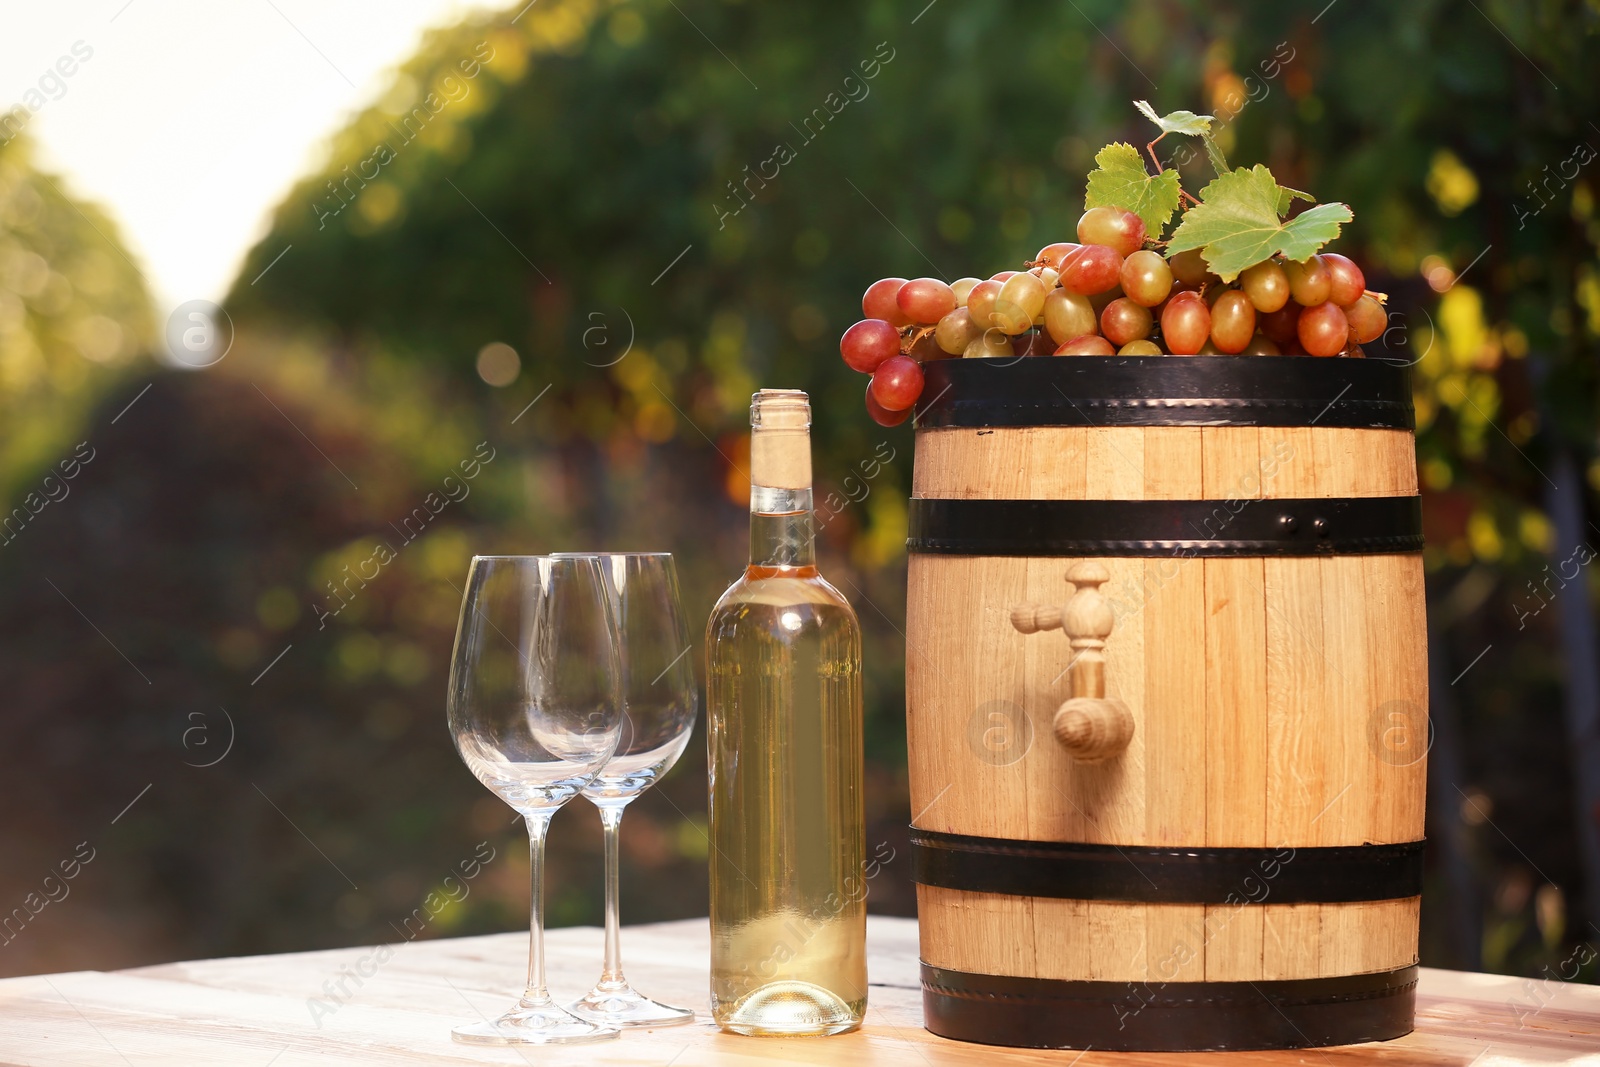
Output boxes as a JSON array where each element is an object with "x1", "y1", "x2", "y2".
[{"x1": 1, "y1": 0, "x2": 1597, "y2": 986}]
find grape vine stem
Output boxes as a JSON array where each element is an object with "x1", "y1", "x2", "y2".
[
  {"x1": 1148, "y1": 132, "x2": 1201, "y2": 208},
  {"x1": 1144, "y1": 132, "x2": 1167, "y2": 174}
]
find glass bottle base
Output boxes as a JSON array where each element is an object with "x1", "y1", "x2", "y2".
[{"x1": 715, "y1": 980, "x2": 862, "y2": 1037}]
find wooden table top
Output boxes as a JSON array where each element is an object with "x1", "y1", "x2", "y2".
[{"x1": 1, "y1": 917, "x2": 1595, "y2": 1065}]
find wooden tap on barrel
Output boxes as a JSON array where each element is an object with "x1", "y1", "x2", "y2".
[{"x1": 1010, "y1": 562, "x2": 1133, "y2": 762}]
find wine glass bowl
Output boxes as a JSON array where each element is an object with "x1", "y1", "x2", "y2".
[
  {"x1": 557, "y1": 552, "x2": 699, "y2": 1028},
  {"x1": 581, "y1": 712, "x2": 693, "y2": 800},
  {"x1": 446, "y1": 554, "x2": 624, "y2": 1045}
]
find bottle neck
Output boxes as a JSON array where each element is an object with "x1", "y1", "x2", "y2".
[{"x1": 748, "y1": 485, "x2": 815, "y2": 569}]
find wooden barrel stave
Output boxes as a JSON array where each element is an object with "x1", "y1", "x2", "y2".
[{"x1": 916, "y1": 887, "x2": 1421, "y2": 982}]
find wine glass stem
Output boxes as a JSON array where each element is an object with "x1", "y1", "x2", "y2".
[
  {"x1": 598, "y1": 803, "x2": 627, "y2": 989},
  {"x1": 524, "y1": 811, "x2": 554, "y2": 1001}
]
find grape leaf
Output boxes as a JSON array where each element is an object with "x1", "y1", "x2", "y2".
[
  {"x1": 1203, "y1": 134, "x2": 1229, "y2": 176},
  {"x1": 1134, "y1": 99, "x2": 1214, "y2": 137},
  {"x1": 1276, "y1": 184, "x2": 1314, "y2": 216},
  {"x1": 1167, "y1": 165, "x2": 1353, "y2": 281},
  {"x1": 1084, "y1": 142, "x2": 1182, "y2": 236}
]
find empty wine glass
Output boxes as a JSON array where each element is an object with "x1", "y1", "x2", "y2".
[
  {"x1": 447, "y1": 555, "x2": 624, "y2": 1045},
  {"x1": 558, "y1": 553, "x2": 699, "y2": 1028}
]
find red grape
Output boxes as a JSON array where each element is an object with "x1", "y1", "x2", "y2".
[
  {"x1": 1061, "y1": 244, "x2": 1124, "y2": 295},
  {"x1": 1168, "y1": 248, "x2": 1213, "y2": 288},
  {"x1": 950, "y1": 277, "x2": 981, "y2": 306},
  {"x1": 1321, "y1": 253, "x2": 1366, "y2": 306},
  {"x1": 1055, "y1": 334, "x2": 1116, "y2": 356},
  {"x1": 1240, "y1": 333, "x2": 1281, "y2": 355},
  {"x1": 1089, "y1": 285, "x2": 1123, "y2": 315},
  {"x1": 1012, "y1": 328, "x2": 1055, "y2": 358},
  {"x1": 1344, "y1": 294, "x2": 1386, "y2": 344},
  {"x1": 1043, "y1": 288, "x2": 1097, "y2": 344},
  {"x1": 840, "y1": 318, "x2": 901, "y2": 373},
  {"x1": 991, "y1": 270, "x2": 1019, "y2": 282},
  {"x1": 1297, "y1": 301, "x2": 1349, "y2": 357},
  {"x1": 864, "y1": 380, "x2": 911, "y2": 426},
  {"x1": 1035, "y1": 242, "x2": 1081, "y2": 271},
  {"x1": 863, "y1": 278, "x2": 910, "y2": 326},
  {"x1": 1119, "y1": 339, "x2": 1164, "y2": 355},
  {"x1": 1259, "y1": 302, "x2": 1302, "y2": 345},
  {"x1": 1100, "y1": 298, "x2": 1153, "y2": 347},
  {"x1": 871, "y1": 355, "x2": 924, "y2": 409},
  {"x1": 1284, "y1": 256, "x2": 1331, "y2": 306},
  {"x1": 1239, "y1": 261, "x2": 1290, "y2": 313},
  {"x1": 966, "y1": 279, "x2": 1002, "y2": 328},
  {"x1": 1209, "y1": 290, "x2": 1257, "y2": 354},
  {"x1": 1077, "y1": 206, "x2": 1146, "y2": 257},
  {"x1": 1160, "y1": 291, "x2": 1212, "y2": 355},
  {"x1": 897, "y1": 278, "x2": 957, "y2": 324},
  {"x1": 1120, "y1": 250, "x2": 1173, "y2": 307}
]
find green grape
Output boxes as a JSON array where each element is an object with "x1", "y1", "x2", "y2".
[
  {"x1": 1042, "y1": 288, "x2": 1097, "y2": 344},
  {"x1": 1120, "y1": 250, "x2": 1173, "y2": 307},
  {"x1": 935, "y1": 308, "x2": 982, "y2": 355},
  {"x1": 966, "y1": 280, "x2": 1002, "y2": 328},
  {"x1": 963, "y1": 329, "x2": 1014, "y2": 359},
  {"x1": 1168, "y1": 248, "x2": 1213, "y2": 288},
  {"x1": 1284, "y1": 256, "x2": 1331, "y2": 306},
  {"x1": 1239, "y1": 261, "x2": 1290, "y2": 313},
  {"x1": 992, "y1": 272, "x2": 1047, "y2": 334},
  {"x1": 1076, "y1": 206, "x2": 1146, "y2": 257}
]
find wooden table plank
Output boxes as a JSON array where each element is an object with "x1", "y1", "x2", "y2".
[{"x1": 0, "y1": 918, "x2": 1594, "y2": 1066}]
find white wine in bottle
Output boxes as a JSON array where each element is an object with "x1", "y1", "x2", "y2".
[{"x1": 706, "y1": 389, "x2": 867, "y2": 1037}]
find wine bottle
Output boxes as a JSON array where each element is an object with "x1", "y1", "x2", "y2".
[{"x1": 706, "y1": 389, "x2": 867, "y2": 1036}]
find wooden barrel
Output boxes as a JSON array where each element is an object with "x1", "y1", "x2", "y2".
[{"x1": 904, "y1": 355, "x2": 1427, "y2": 1052}]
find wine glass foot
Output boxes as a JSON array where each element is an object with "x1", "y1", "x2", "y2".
[
  {"x1": 567, "y1": 985, "x2": 697, "y2": 1028},
  {"x1": 452, "y1": 1002, "x2": 620, "y2": 1045}
]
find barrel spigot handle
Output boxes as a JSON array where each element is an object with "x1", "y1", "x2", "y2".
[{"x1": 1010, "y1": 562, "x2": 1134, "y2": 762}]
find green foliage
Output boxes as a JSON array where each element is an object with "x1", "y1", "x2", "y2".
[
  {"x1": 1133, "y1": 99, "x2": 1213, "y2": 137},
  {"x1": 1202, "y1": 134, "x2": 1230, "y2": 177},
  {"x1": 1167, "y1": 165, "x2": 1352, "y2": 280},
  {"x1": 0, "y1": 138, "x2": 153, "y2": 502},
  {"x1": 1276, "y1": 184, "x2": 1315, "y2": 216},
  {"x1": 1083, "y1": 142, "x2": 1181, "y2": 237}
]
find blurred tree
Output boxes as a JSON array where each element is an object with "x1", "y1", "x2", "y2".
[{"x1": 0, "y1": 136, "x2": 152, "y2": 504}]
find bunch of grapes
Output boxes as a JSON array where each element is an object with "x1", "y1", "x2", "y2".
[{"x1": 838, "y1": 206, "x2": 1386, "y2": 426}]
